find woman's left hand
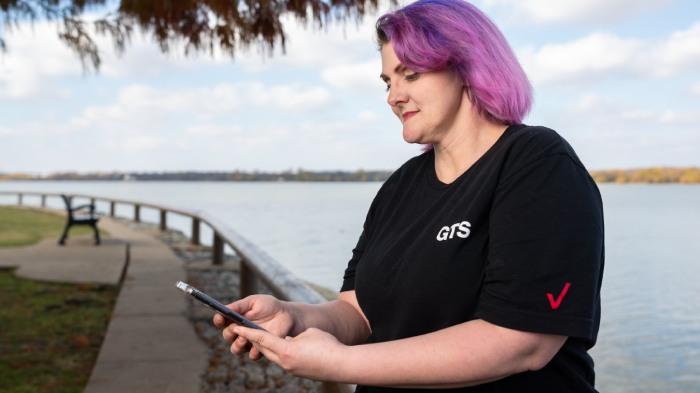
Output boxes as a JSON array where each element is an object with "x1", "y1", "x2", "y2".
[{"x1": 232, "y1": 325, "x2": 348, "y2": 381}]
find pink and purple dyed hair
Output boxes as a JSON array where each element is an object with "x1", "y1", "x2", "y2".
[{"x1": 376, "y1": 0, "x2": 532, "y2": 125}]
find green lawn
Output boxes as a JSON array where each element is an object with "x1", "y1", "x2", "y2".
[
  {"x1": 0, "y1": 206, "x2": 118, "y2": 392},
  {"x1": 0, "y1": 269, "x2": 118, "y2": 393},
  {"x1": 0, "y1": 206, "x2": 104, "y2": 248}
]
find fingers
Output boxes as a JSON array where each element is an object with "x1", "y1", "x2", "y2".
[
  {"x1": 212, "y1": 312, "x2": 231, "y2": 328},
  {"x1": 249, "y1": 346, "x2": 262, "y2": 361},
  {"x1": 230, "y1": 297, "x2": 254, "y2": 315},
  {"x1": 213, "y1": 296, "x2": 254, "y2": 328},
  {"x1": 234, "y1": 325, "x2": 285, "y2": 355},
  {"x1": 223, "y1": 325, "x2": 251, "y2": 353}
]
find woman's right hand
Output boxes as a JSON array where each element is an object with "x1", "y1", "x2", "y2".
[{"x1": 213, "y1": 294, "x2": 297, "y2": 360}]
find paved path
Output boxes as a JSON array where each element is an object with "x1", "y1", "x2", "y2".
[
  {"x1": 0, "y1": 231, "x2": 127, "y2": 285},
  {"x1": 0, "y1": 214, "x2": 208, "y2": 393}
]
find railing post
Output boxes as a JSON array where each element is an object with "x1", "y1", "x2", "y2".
[
  {"x1": 40, "y1": 195, "x2": 46, "y2": 208},
  {"x1": 191, "y1": 218, "x2": 200, "y2": 245},
  {"x1": 212, "y1": 232, "x2": 223, "y2": 265},
  {"x1": 134, "y1": 204, "x2": 141, "y2": 222},
  {"x1": 18, "y1": 193, "x2": 23, "y2": 206},
  {"x1": 159, "y1": 209, "x2": 167, "y2": 231},
  {"x1": 239, "y1": 261, "x2": 255, "y2": 298},
  {"x1": 90, "y1": 197, "x2": 96, "y2": 208}
]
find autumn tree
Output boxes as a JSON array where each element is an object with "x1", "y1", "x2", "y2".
[{"x1": 0, "y1": 0, "x2": 390, "y2": 71}]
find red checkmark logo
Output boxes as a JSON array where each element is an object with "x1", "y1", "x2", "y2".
[{"x1": 547, "y1": 282, "x2": 571, "y2": 310}]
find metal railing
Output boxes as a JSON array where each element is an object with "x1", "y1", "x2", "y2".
[{"x1": 0, "y1": 190, "x2": 351, "y2": 392}]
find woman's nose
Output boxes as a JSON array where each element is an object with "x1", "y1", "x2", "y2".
[{"x1": 387, "y1": 84, "x2": 408, "y2": 107}]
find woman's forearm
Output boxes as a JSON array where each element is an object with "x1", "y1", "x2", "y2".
[
  {"x1": 337, "y1": 319, "x2": 541, "y2": 388},
  {"x1": 285, "y1": 299, "x2": 371, "y2": 345}
]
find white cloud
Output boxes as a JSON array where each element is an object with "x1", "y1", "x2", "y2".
[
  {"x1": 692, "y1": 82, "x2": 700, "y2": 96},
  {"x1": 357, "y1": 110, "x2": 380, "y2": 122},
  {"x1": 520, "y1": 33, "x2": 644, "y2": 85},
  {"x1": 533, "y1": 92, "x2": 700, "y2": 169},
  {"x1": 571, "y1": 93, "x2": 697, "y2": 123},
  {"x1": 483, "y1": 0, "x2": 669, "y2": 24},
  {"x1": 184, "y1": 124, "x2": 242, "y2": 137},
  {"x1": 658, "y1": 110, "x2": 700, "y2": 125},
  {"x1": 321, "y1": 59, "x2": 383, "y2": 91},
  {"x1": 0, "y1": 126, "x2": 18, "y2": 136},
  {"x1": 520, "y1": 21, "x2": 700, "y2": 85},
  {"x1": 243, "y1": 82, "x2": 333, "y2": 111},
  {"x1": 68, "y1": 81, "x2": 331, "y2": 132},
  {"x1": 0, "y1": 22, "x2": 82, "y2": 98},
  {"x1": 119, "y1": 135, "x2": 164, "y2": 152},
  {"x1": 653, "y1": 22, "x2": 700, "y2": 77},
  {"x1": 0, "y1": 4, "x2": 386, "y2": 98}
]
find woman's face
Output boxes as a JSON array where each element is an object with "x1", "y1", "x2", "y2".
[{"x1": 380, "y1": 42, "x2": 467, "y2": 145}]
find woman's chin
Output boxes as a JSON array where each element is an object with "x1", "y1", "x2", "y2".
[{"x1": 402, "y1": 128, "x2": 424, "y2": 144}]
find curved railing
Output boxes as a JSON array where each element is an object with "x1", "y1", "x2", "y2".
[
  {"x1": 1, "y1": 190, "x2": 353, "y2": 392},
  {"x1": 0, "y1": 190, "x2": 326, "y2": 304}
]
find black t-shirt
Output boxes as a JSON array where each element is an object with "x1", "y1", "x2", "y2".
[{"x1": 341, "y1": 124, "x2": 605, "y2": 393}]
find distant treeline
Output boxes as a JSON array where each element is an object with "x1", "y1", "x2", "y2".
[
  {"x1": 1, "y1": 167, "x2": 699, "y2": 183},
  {"x1": 589, "y1": 167, "x2": 700, "y2": 184},
  {"x1": 0, "y1": 170, "x2": 393, "y2": 182}
]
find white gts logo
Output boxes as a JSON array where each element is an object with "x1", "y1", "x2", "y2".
[{"x1": 436, "y1": 221, "x2": 471, "y2": 242}]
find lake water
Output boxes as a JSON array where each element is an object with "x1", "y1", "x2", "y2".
[{"x1": 1, "y1": 181, "x2": 698, "y2": 392}]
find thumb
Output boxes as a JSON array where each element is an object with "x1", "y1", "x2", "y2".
[{"x1": 228, "y1": 296, "x2": 253, "y2": 314}]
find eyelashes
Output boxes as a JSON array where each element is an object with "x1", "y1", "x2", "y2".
[{"x1": 384, "y1": 73, "x2": 420, "y2": 92}]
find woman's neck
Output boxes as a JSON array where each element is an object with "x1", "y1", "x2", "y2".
[{"x1": 432, "y1": 119, "x2": 508, "y2": 184}]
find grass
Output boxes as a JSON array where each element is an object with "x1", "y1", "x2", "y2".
[
  {"x1": 0, "y1": 269, "x2": 118, "y2": 393},
  {"x1": 0, "y1": 206, "x2": 105, "y2": 248}
]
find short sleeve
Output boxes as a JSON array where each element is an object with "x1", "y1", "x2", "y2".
[
  {"x1": 340, "y1": 187, "x2": 382, "y2": 292},
  {"x1": 475, "y1": 153, "x2": 604, "y2": 342},
  {"x1": 340, "y1": 228, "x2": 369, "y2": 292}
]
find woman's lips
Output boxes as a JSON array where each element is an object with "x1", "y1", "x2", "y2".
[{"x1": 402, "y1": 111, "x2": 418, "y2": 121}]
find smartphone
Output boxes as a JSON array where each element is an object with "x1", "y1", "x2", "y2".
[{"x1": 176, "y1": 281, "x2": 266, "y2": 331}]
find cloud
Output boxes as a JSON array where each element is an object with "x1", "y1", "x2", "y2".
[
  {"x1": 183, "y1": 124, "x2": 242, "y2": 137},
  {"x1": 520, "y1": 33, "x2": 644, "y2": 85},
  {"x1": 68, "y1": 81, "x2": 331, "y2": 132},
  {"x1": 0, "y1": 126, "x2": 18, "y2": 136},
  {"x1": 653, "y1": 22, "x2": 700, "y2": 77},
  {"x1": 519, "y1": 21, "x2": 700, "y2": 85},
  {"x1": 535, "y1": 92, "x2": 700, "y2": 169},
  {"x1": 570, "y1": 93, "x2": 699, "y2": 125},
  {"x1": 357, "y1": 110, "x2": 380, "y2": 123},
  {"x1": 692, "y1": 82, "x2": 700, "y2": 96},
  {"x1": 483, "y1": 0, "x2": 669, "y2": 24},
  {"x1": 0, "y1": 3, "x2": 387, "y2": 98},
  {"x1": 0, "y1": 22, "x2": 82, "y2": 99},
  {"x1": 321, "y1": 59, "x2": 384, "y2": 92},
  {"x1": 119, "y1": 135, "x2": 164, "y2": 152}
]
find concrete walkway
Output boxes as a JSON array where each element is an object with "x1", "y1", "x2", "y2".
[
  {"x1": 0, "y1": 215, "x2": 208, "y2": 393},
  {"x1": 0, "y1": 232, "x2": 127, "y2": 285}
]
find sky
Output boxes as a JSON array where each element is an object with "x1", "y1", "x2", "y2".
[{"x1": 1, "y1": 0, "x2": 699, "y2": 174}]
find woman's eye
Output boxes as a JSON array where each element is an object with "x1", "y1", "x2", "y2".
[{"x1": 406, "y1": 73, "x2": 420, "y2": 81}]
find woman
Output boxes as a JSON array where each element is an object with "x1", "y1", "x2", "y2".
[{"x1": 215, "y1": 0, "x2": 605, "y2": 391}]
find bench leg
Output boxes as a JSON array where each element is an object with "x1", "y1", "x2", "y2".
[
  {"x1": 93, "y1": 224, "x2": 101, "y2": 245},
  {"x1": 58, "y1": 223, "x2": 70, "y2": 245}
]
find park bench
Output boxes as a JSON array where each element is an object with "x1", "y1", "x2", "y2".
[{"x1": 58, "y1": 194, "x2": 101, "y2": 245}]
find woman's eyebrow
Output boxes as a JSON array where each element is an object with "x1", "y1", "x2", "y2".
[{"x1": 380, "y1": 64, "x2": 407, "y2": 81}]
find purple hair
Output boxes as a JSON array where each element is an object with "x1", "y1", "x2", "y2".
[{"x1": 376, "y1": 0, "x2": 532, "y2": 125}]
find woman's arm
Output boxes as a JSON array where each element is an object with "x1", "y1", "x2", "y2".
[
  {"x1": 341, "y1": 318, "x2": 566, "y2": 388},
  {"x1": 286, "y1": 290, "x2": 371, "y2": 345},
  {"x1": 220, "y1": 290, "x2": 370, "y2": 359},
  {"x1": 232, "y1": 317, "x2": 567, "y2": 388}
]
